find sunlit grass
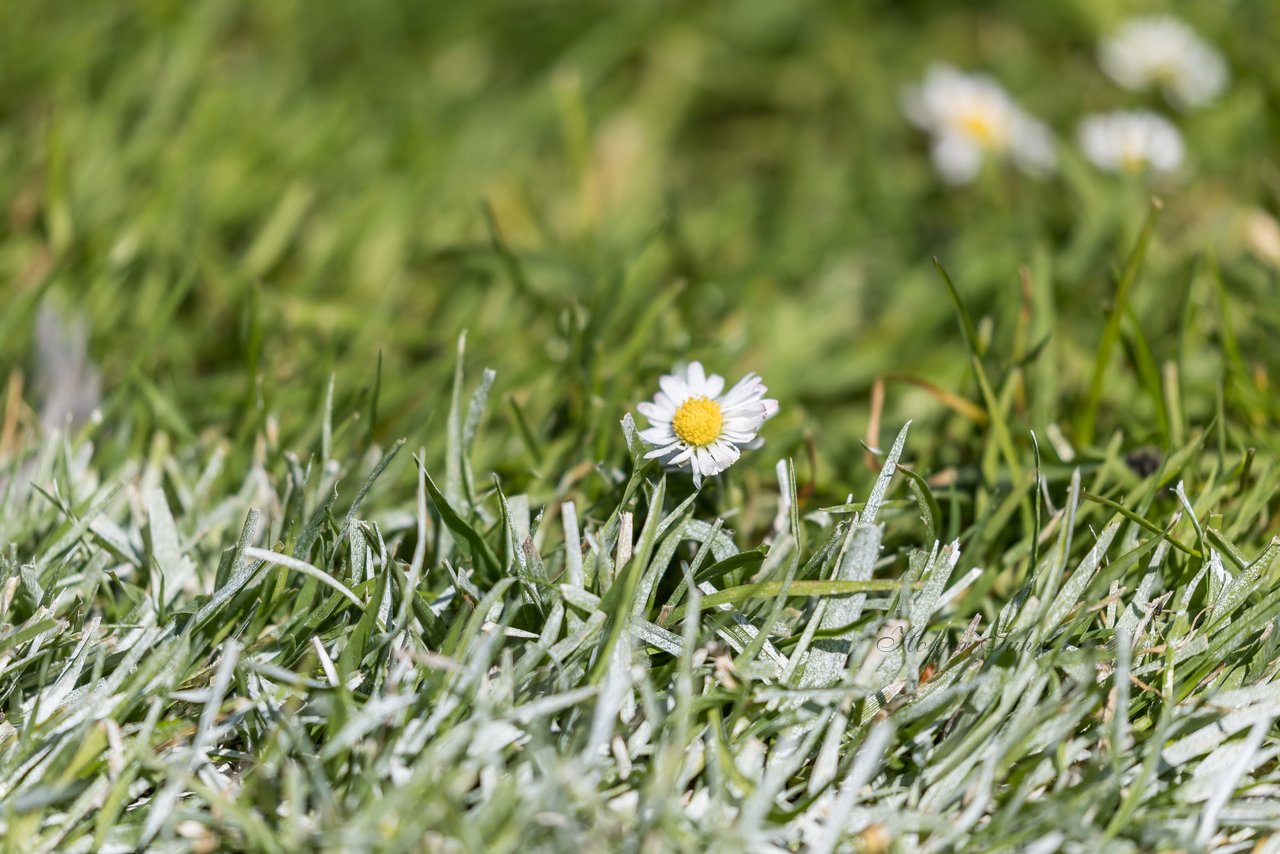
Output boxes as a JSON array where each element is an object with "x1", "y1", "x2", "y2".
[{"x1": 2, "y1": 1, "x2": 1280, "y2": 850}]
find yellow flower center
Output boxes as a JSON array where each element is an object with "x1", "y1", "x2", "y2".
[
  {"x1": 1120, "y1": 149, "x2": 1146, "y2": 173},
  {"x1": 955, "y1": 110, "x2": 1005, "y2": 149},
  {"x1": 672, "y1": 396, "x2": 724, "y2": 448},
  {"x1": 1150, "y1": 63, "x2": 1180, "y2": 87}
]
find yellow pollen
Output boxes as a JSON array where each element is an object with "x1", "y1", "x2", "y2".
[
  {"x1": 956, "y1": 111, "x2": 1004, "y2": 148},
  {"x1": 1150, "y1": 63, "x2": 1180, "y2": 86},
  {"x1": 672, "y1": 396, "x2": 724, "y2": 448},
  {"x1": 1120, "y1": 149, "x2": 1146, "y2": 173}
]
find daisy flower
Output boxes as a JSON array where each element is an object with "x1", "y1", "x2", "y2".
[
  {"x1": 1078, "y1": 110, "x2": 1184, "y2": 175},
  {"x1": 1099, "y1": 16, "x2": 1228, "y2": 109},
  {"x1": 638, "y1": 362, "x2": 778, "y2": 487},
  {"x1": 903, "y1": 65, "x2": 1056, "y2": 184}
]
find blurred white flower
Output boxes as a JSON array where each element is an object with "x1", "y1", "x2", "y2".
[
  {"x1": 638, "y1": 362, "x2": 778, "y2": 487},
  {"x1": 1099, "y1": 16, "x2": 1228, "y2": 108},
  {"x1": 35, "y1": 301, "x2": 102, "y2": 432},
  {"x1": 1244, "y1": 208, "x2": 1280, "y2": 271},
  {"x1": 903, "y1": 65, "x2": 1056, "y2": 184},
  {"x1": 1078, "y1": 110, "x2": 1184, "y2": 175}
]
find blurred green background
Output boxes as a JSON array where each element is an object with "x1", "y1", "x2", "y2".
[{"x1": 2, "y1": 0, "x2": 1278, "y2": 502}]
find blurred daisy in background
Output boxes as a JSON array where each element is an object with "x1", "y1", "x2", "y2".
[
  {"x1": 1099, "y1": 16, "x2": 1228, "y2": 109},
  {"x1": 1078, "y1": 110, "x2": 1184, "y2": 175},
  {"x1": 903, "y1": 65, "x2": 1056, "y2": 184},
  {"x1": 638, "y1": 362, "x2": 778, "y2": 487}
]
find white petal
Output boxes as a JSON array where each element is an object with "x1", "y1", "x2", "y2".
[
  {"x1": 694, "y1": 447, "x2": 718, "y2": 478},
  {"x1": 720, "y1": 398, "x2": 767, "y2": 419},
  {"x1": 761, "y1": 399, "x2": 779, "y2": 420},
  {"x1": 659, "y1": 375, "x2": 691, "y2": 405},
  {"x1": 721, "y1": 399, "x2": 765, "y2": 418},
  {"x1": 724, "y1": 412, "x2": 765, "y2": 436},
  {"x1": 724, "y1": 411, "x2": 759, "y2": 427},
  {"x1": 723, "y1": 411, "x2": 761, "y2": 430},
  {"x1": 644, "y1": 442, "x2": 682, "y2": 460},
  {"x1": 718, "y1": 373, "x2": 759, "y2": 405},
  {"x1": 637, "y1": 401, "x2": 673, "y2": 423},
  {"x1": 932, "y1": 133, "x2": 984, "y2": 184},
  {"x1": 686, "y1": 362, "x2": 708, "y2": 395},
  {"x1": 639, "y1": 426, "x2": 675, "y2": 446},
  {"x1": 703, "y1": 373, "x2": 725, "y2": 399},
  {"x1": 901, "y1": 84, "x2": 930, "y2": 131},
  {"x1": 709, "y1": 440, "x2": 741, "y2": 470}
]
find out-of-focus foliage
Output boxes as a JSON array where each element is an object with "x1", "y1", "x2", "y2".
[{"x1": 2, "y1": 0, "x2": 1277, "y2": 496}]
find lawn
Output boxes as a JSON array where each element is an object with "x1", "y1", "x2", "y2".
[{"x1": 2, "y1": 1, "x2": 1280, "y2": 851}]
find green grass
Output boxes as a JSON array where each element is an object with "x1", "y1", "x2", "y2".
[{"x1": 3, "y1": 0, "x2": 1280, "y2": 851}]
